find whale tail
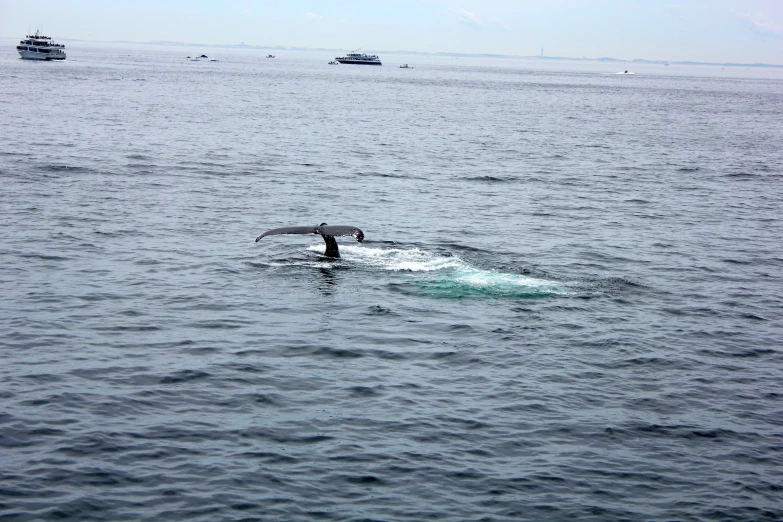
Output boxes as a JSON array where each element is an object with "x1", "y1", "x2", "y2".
[{"x1": 255, "y1": 223, "x2": 364, "y2": 258}]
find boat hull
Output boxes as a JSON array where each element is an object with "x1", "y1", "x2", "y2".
[
  {"x1": 336, "y1": 60, "x2": 382, "y2": 65},
  {"x1": 18, "y1": 49, "x2": 66, "y2": 60}
]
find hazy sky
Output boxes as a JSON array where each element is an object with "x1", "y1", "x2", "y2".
[{"x1": 2, "y1": 0, "x2": 782, "y2": 63}]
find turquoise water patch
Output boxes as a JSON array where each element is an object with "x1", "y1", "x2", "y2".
[{"x1": 419, "y1": 269, "x2": 564, "y2": 299}]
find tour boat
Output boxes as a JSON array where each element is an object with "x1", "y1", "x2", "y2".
[
  {"x1": 335, "y1": 51, "x2": 381, "y2": 66},
  {"x1": 17, "y1": 30, "x2": 66, "y2": 61}
]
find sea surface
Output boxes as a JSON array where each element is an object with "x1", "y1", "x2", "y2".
[{"x1": 1, "y1": 41, "x2": 782, "y2": 521}]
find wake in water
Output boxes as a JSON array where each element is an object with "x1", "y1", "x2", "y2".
[{"x1": 285, "y1": 244, "x2": 568, "y2": 299}]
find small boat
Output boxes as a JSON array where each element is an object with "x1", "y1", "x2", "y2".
[
  {"x1": 328, "y1": 61, "x2": 338, "y2": 65},
  {"x1": 266, "y1": 54, "x2": 275, "y2": 58},
  {"x1": 616, "y1": 70, "x2": 635, "y2": 75},
  {"x1": 399, "y1": 64, "x2": 413, "y2": 69},
  {"x1": 199, "y1": 54, "x2": 208, "y2": 58}
]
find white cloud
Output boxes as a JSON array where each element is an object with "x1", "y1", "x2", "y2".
[
  {"x1": 738, "y1": 11, "x2": 783, "y2": 38},
  {"x1": 305, "y1": 12, "x2": 324, "y2": 21},
  {"x1": 489, "y1": 16, "x2": 510, "y2": 31},
  {"x1": 453, "y1": 8, "x2": 482, "y2": 29}
]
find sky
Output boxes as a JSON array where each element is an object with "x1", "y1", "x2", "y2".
[{"x1": 2, "y1": 0, "x2": 782, "y2": 64}]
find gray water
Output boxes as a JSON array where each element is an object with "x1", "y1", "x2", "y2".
[{"x1": 1, "y1": 42, "x2": 782, "y2": 521}]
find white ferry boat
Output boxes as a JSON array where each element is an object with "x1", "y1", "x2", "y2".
[
  {"x1": 335, "y1": 51, "x2": 381, "y2": 66},
  {"x1": 17, "y1": 30, "x2": 66, "y2": 60}
]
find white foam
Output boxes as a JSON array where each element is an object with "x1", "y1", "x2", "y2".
[
  {"x1": 310, "y1": 244, "x2": 463, "y2": 272},
  {"x1": 307, "y1": 244, "x2": 566, "y2": 295}
]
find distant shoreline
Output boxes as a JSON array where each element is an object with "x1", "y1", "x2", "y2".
[{"x1": 2, "y1": 36, "x2": 781, "y2": 68}]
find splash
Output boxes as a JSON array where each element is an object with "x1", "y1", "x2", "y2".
[
  {"x1": 307, "y1": 244, "x2": 565, "y2": 299},
  {"x1": 324, "y1": 245, "x2": 462, "y2": 272}
]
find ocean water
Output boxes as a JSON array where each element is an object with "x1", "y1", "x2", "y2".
[{"x1": 1, "y1": 41, "x2": 782, "y2": 521}]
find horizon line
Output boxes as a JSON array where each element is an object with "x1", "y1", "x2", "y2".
[{"x1": 3, "y1": 36, "x2": 782, "y2": 68}]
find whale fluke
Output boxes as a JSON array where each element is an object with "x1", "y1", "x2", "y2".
[
  {"x1": 255, "y1": 225, "x2": 364, "y2": 242},
  {"x1": 255, "y1": 223, "x2": 364, "y2": 258}
]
